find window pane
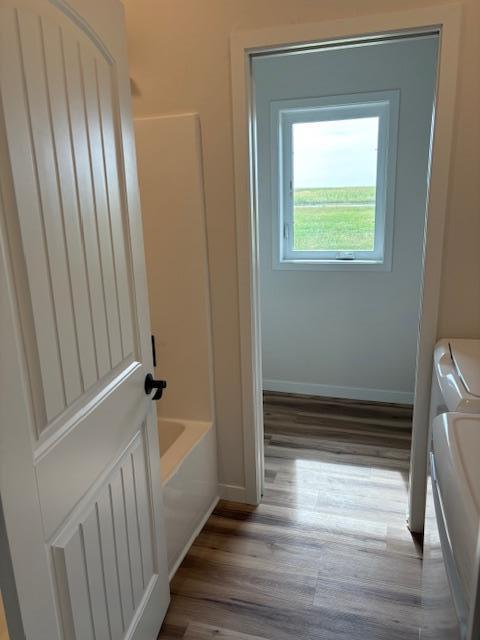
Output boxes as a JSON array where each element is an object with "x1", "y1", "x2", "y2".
[{"x1": 292, "y1": 117, "x2": 379, "y2": 252}]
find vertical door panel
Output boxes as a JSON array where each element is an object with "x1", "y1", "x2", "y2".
[
  {"x1": 1, "y1": 2, "x2": 139, "y2": 436},
  {"x1": 17, "y1": 8, "x2": 83, "y2": 406},
  {"x1": 62, "y1": 28, "x2": 112, "y2": 381},
  {"x1": 1, "y1": 5, "x2": 67, "y2": 423},
  {"x1": 80, "y1": 46, "x2": 124, "y2": 369},
  {"x1": 82, "y1": 510, "x2": 111, "y2": 640},
  {"x1": 53, "y1": 432, "x2": 157, "y2": 640},
  {"x1": 41, "y1": 18, "x2": 98, "y2": 391},
  {"x1": 110, "y1": 469, "x2": 136, "y2": 627},
  {"x1": 97, "y1": 489, "x2": 125, "y2": 639},
  {"x1": 96, "y1": 59, "x2": 135, "y2": 360}
]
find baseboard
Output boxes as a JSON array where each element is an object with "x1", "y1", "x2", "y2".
[
  {"x1": 218, "y1": 482, "x2": 247, "y2": 502},
  {"x1": 168, "y1": 495, "x2": 219, "y2": 582},
  {"x1": 263, "y1": 379, "x2": 414, "y2": 405}
]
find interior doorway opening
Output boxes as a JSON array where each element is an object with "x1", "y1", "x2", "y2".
[
  {"x1": 252, "y1": 32, "x2": 439, "y2": 533},
  {"x1": 230, "y1": 6, "x2": 461, "y2": 533}
]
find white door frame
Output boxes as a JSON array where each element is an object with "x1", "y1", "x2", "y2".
[{"x1": 230, "y1": 4, "x2": 462, "y2": 532}]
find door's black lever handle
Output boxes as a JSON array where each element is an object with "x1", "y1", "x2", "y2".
[{"x1": 144, "y1": 373, "x2": 167, "y2": 400}]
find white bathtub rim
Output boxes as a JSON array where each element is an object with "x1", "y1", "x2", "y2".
[{"x1": 159, "y1": 417, "x2": 214, "y2": 485}]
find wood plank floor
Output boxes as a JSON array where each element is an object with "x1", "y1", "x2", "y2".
[
  {"x1": 0, "y1": 593, "x2": 9, "y2": 640},
  {"x1": 158, "y1": 392, "x2": 422, "y2": 640}
]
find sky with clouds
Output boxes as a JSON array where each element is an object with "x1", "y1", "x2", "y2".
[{"x1": 293, "y1": 117, "x2": 379, "y2": 189}]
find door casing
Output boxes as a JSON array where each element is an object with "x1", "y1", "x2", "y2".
[{"x1": 230, "y1": 4, "x2": 462, "y2": 533}]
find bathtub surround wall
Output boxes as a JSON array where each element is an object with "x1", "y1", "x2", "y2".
[
  {"x1": 134, "y1": 114, "x2": 214, "y2": 424},
  {"x1": 125, "y1": 0, "x2": 480, "y2": 498},
  {"x1": 134, "y1": 114, "x2": 218, "y2": 574}
]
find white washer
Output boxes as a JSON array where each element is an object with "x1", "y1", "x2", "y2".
[
  {"x1": 430, "y1": 339, "x2": 480, "y2": 420},
  {"x1": 422, "y1": 338, "x2": 480, "y2": 640},
  {"x1": 422, "y1": 413, "x2": 480, "y2": 640}
]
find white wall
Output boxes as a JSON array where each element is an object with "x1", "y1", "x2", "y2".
[
  {"x1": 125, "y1": 0, "x2": 480, "y2": 494},
  {"x1": 254, "y1": 36, "x2": 438, "y2": 405},
  {"x1": 134, "y1": 114, "x2": 214, "y2": 424}
]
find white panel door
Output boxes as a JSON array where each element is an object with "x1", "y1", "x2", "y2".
[{"x1": 0, "y1": 0, "x2": 170, "y2": 638}]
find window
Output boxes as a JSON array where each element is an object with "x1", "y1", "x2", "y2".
[{"x1": 272, "y1": 92, "x2": 399, "y2": 270}]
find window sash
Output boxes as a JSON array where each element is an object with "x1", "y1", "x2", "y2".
[{"x1": 275, "y1": 96, "x2": 395, "y2": 266}]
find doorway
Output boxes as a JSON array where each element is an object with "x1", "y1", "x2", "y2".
[
  {"x1": 253, "y1": 33, "x2": 437, "y2": 402},
  {"x1": 230, "y1": 7, "x2": 461, "y2": 532},
  {"x1": 251, "y1": 32, "x2": 438, "y2": 554}
]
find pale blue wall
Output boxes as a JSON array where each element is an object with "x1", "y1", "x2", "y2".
[{"x1": 253, "y1": 35, "x2": 438, "y2": 403}]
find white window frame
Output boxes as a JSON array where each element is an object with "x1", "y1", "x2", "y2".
[{"x1": 271, "y1": 91, "x2": 400, "y2": 271}]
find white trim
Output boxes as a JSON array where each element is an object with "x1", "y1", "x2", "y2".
[
  {"x1": 167, "y1": 495, "x2": 219, "y2": 582},
  {"x1": 218, "y1": 483, "x2": 248, "y2": 502},
  {"x1": 263, "y1": 379, "x2": 414, "y2": 405},
  {"x1": 230, "y1": 5, "x2": 462, "y2": 532}
]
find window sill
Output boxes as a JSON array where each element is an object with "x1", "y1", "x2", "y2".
[{"x1": 273, "y1": 258, "x2": 392, "y2": 272}]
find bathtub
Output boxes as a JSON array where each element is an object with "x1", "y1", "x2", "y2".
[{"x1": 158, "y1": 418, "x2": 218, "y2": 578}]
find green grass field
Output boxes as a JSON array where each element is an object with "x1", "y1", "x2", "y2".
[{"x1": 293, "y1": 186, "x2": 376, "y2": 251}]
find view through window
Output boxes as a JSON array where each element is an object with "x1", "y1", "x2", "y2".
[{"x1": 292, "y1": 117, "x2": 379, "y2": 253}]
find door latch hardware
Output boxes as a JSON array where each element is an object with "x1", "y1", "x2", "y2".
[{"x1": 144, "y1": 373, "x2": 167, "y2": 400}]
